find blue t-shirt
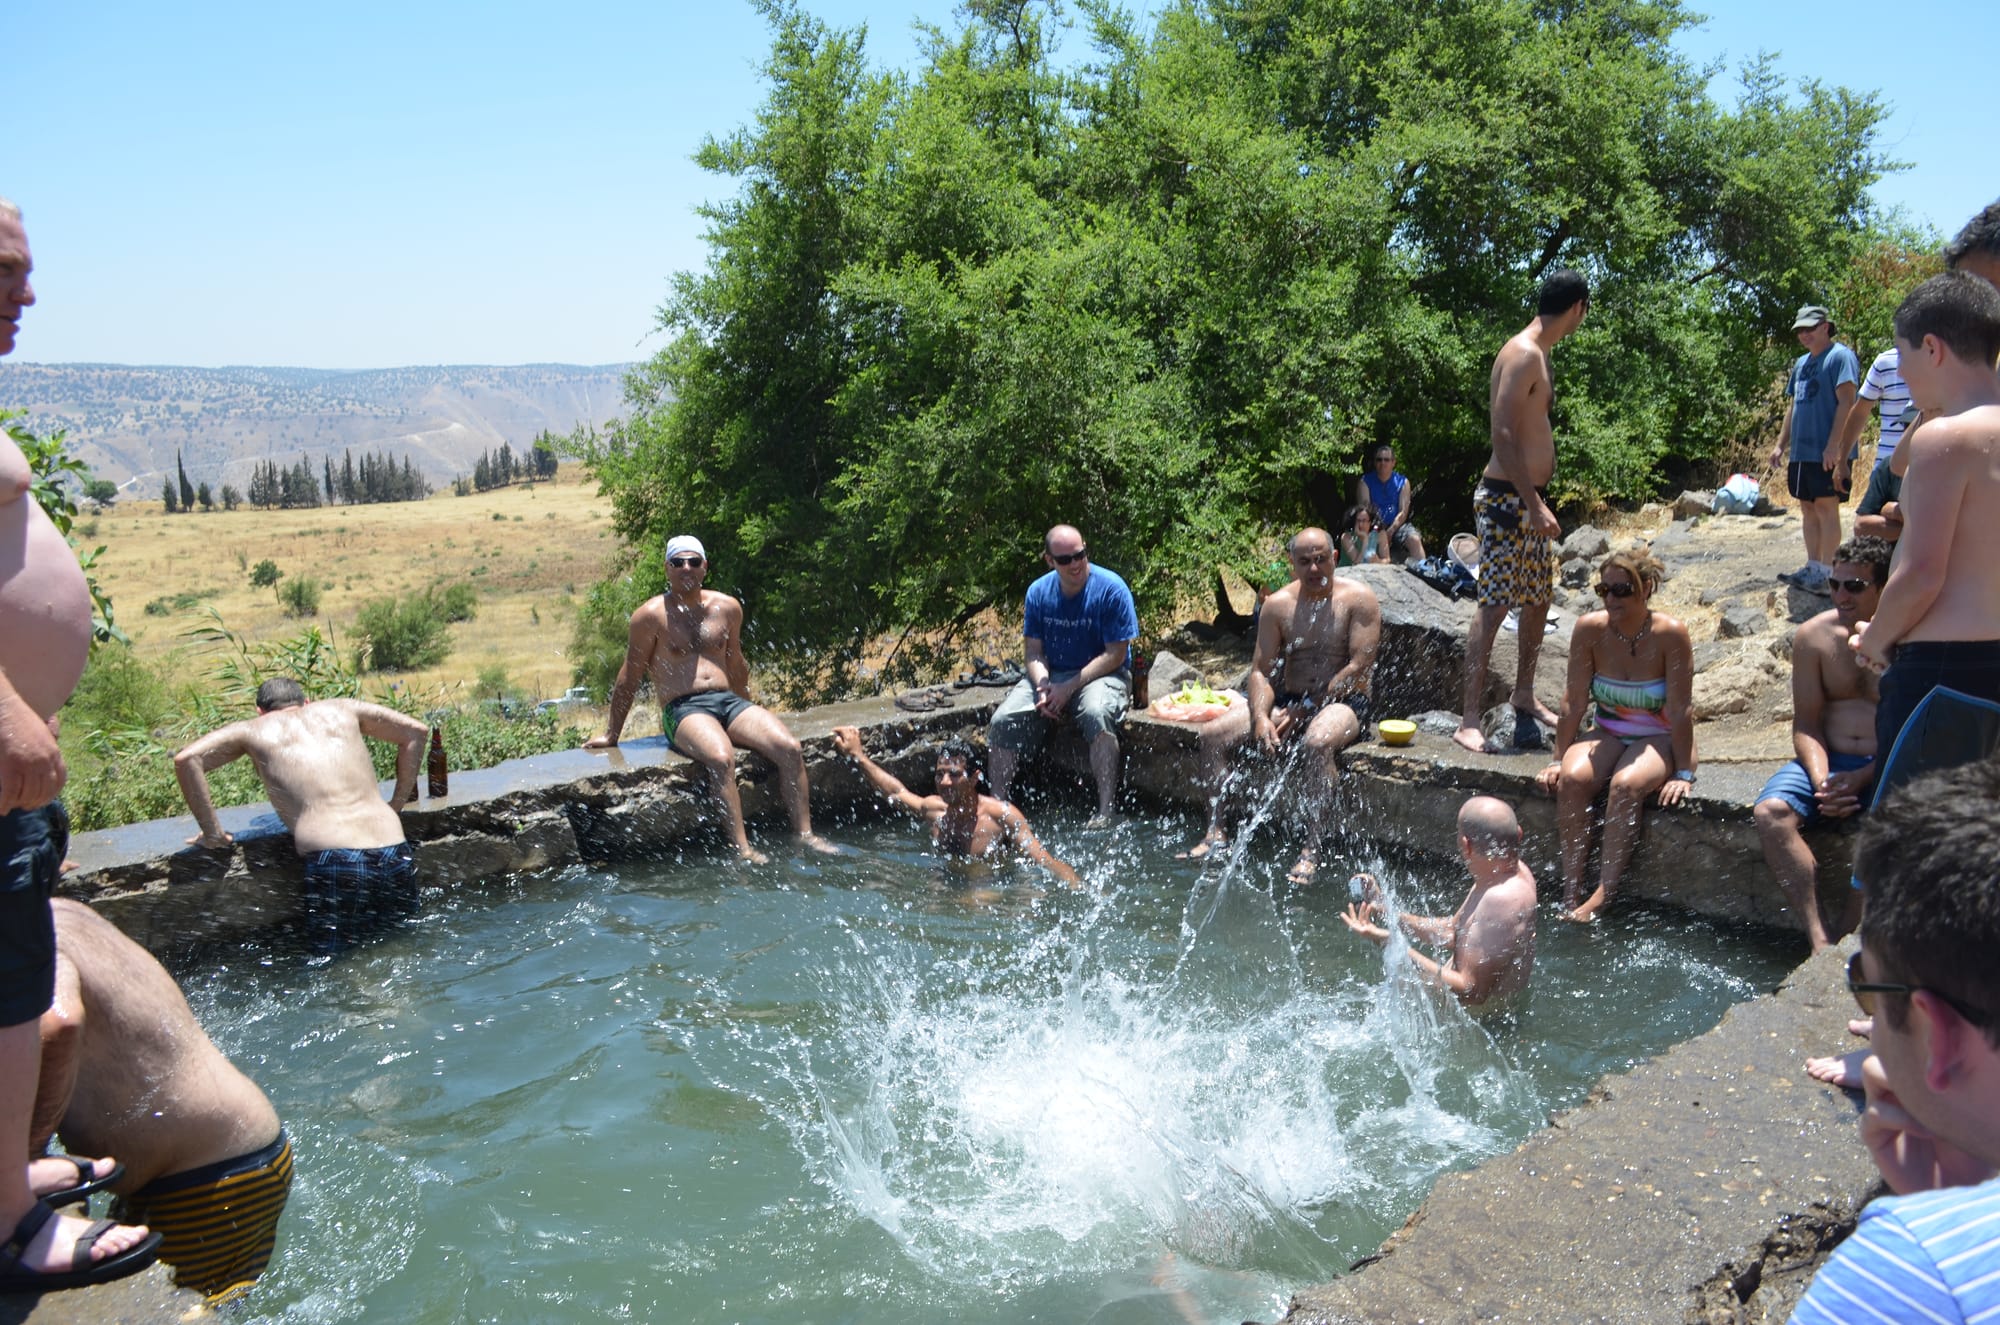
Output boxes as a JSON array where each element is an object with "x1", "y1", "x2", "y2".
[
  {"x1": 1788, "y1": 342, "x2": 1861, "y2": 463},
  {"x1": 1790, "y1": 1175, "x2": 2000, "y2": 1323},
  {"x1": 1362, "y1": 470, "x2": 1409, "y2": 525},
  {"x1": 1023, "y1": 565, "x2": 1139, "y2": 673}
]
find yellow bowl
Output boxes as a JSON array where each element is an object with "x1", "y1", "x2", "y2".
[{"x1": 1377, "y1": 719, "x2": 1417, "y2": 747}]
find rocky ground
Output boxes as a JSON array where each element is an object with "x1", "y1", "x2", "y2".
[{"x1": 1167, "y1": 493, "x2": 1829, "y2": 771}]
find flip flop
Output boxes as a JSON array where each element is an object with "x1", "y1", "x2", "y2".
[
  {"x1": 0, "y1": 1199, "x2": 162, "y2": 1292},
  {"x1": 35, "y1": 1155, "x2": 123, "y2": 1207}
]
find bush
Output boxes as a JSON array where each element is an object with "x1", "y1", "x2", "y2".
[
  {"x1": 354, "y1": 594, "x2": 452, "y2": 671},
  {"x1": 278, "y1": 577, "x2": 322, "y2": 617},
  {"x1": 434, "y1": 583, "x2": 478, "y2": 623},
  {"x1": 474, "y1": 662, "x2": 510, "y2": 700},
  {"x1": 249, "y1": 559, "x2": 281, "y2": 589}
]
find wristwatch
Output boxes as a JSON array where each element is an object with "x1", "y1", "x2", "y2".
[{"x1": 1675, "y1": 769, "x2": 1697, "y2": 784}]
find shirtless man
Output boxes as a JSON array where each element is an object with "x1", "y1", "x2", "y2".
[
  {"x1": 35, "y1": 900, "x2": 289, "y2": 1303},
  {"x1": 1753, "y1": 536, "x2": 1890, "y2": 953},
  {"x1": 585, "y1": 535, "x2": 834, "y2": 863},
  {"x1": 1849, "y1": 273, "x2": 2000, "y2": 756},
  {"x1": 830, "y1": 726, "x2": 1081, "y2": 888},
  {"x1": 1180, "y1": 527, "x2": 1381, "y2": 883},
  {"x1": 175, "y1": 677, "x2": 428, "y2": 951},
  {"x1": 1340, "y1": 796, "x2": 1538, "y2": 1009},
  {"x1": 0, "y1": 195, "x2": 159, "y2": 1290},
  {"x1": 1455, "y1": 270, "x2": 1589, "y2": 754}
]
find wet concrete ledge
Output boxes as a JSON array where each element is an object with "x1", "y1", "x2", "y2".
[{"x1": 52, "y1": 693, "x2": 1868, "y2": 1323}]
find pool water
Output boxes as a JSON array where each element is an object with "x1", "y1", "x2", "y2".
[{"x1": 180, "y1": 811, "x2": 1797, "y2": 1324}]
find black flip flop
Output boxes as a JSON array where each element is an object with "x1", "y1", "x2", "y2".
[
  {"x1": 0, "y1": 1199, "x2": 162, "y2": 1292},
  {"x1": 37, "y1": 1155, "x2": 123, "y2": 1207}
]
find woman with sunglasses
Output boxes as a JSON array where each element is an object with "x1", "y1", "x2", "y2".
[
  {"x1": 1337, "y1": 505, "x2": 1390, "y2": 567},
  {"x1": 1535, "y1": 547, "x2": 1695, "y2": 922}
]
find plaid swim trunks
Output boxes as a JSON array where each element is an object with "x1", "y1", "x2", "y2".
[{"x1": 1474, "y1": 478, "x2": 1555, "y2": 608}]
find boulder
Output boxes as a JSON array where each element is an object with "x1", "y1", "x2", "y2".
[
  {"x1": 1559, "y1": 555, "x2": 1592, "y2": 588},
  {"x1": 1768, "y1": 628, "x2": 1797, "y2": 662},
  {"x1": 1717, "y1": 602, "x2": 1769, "y2": 639},
  {"x1": 1561, "y1": 525, "x2": 1610, "y2": 561},
  {"x1": 1334, "y1": 565, "x2": 1568, "y2": 720},
  {"x1": 1672, "y1": 489, "x2": 1714, "y2": 520},
  {"x1": 1481, "y1": 702, "x2": 1551, "y2": 751},
  {"x1": 1692, "y1": 661, "x2": 1767, "y2": 719},
  {"x1": 1147, "y1": 650, "x2": 1204, "y2": 698},
  {"x1": 1692, "y1": 640, "x2": 1740, "y2": 671}
]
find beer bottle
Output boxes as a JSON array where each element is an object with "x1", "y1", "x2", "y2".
[{"x1": 427, "y1": 726, "x2": 449, "y2": 799}]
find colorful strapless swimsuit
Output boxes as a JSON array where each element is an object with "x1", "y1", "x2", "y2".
[{"x1": 1591, "y1": 674, "x2": 1670, "y2": 742}]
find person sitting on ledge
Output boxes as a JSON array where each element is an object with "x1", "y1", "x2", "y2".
[
  {"x1": 831, "y1": 726, "x2": 1081, "y2": 889},
  {"x1": 1356, "y1": 443, "x2": 1427, "y2": 562},
  {"x1": 1788, "y1": 758, "x2": 2000, "y2": 1323},
  {"x1": 1753, "y1": 536, "x2": 1889, "y2": 955},
  {"x1": 585, "y1": 535, "x2": 837, "y2": 864},
  {"x1": 1337, "y1": 504, "x2": 1390, "y2": 567},
  {"x1": 1536, "y1": 547, "x2": 1695, "y2": 922},
  {"x1": 1340, "y1": 795, "x2": 1537, "y2": 1009},
  {"x1": 1179, "y1": 526, "x2": 1381, "y2": 883},
  {"x1": 35, "y1": 900, "x2": 290, "y2": 1305},
  {"x1": 174, "y1": 677, "x2": 428, "y2": 952}
]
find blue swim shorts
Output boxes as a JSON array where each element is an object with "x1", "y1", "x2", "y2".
[{"x1": 1755, "y1": 751, "x2": 1875, "y2": 827}]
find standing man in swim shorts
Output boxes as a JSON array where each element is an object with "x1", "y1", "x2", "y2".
[
  {"x1": 0, "y1": 194, "x2": 160, "y2": 1291},
  {"x1": 36, "y1": 900, "x2": 289, "y2": 1304},
  {"x1": 1180, "y1": 527, "x2": 1381, "y2": 882},
  {"x1": 1768, "y1": 305, "x2": 1861, "y2": 595},
  {"x1": 1850, "y1": 273, "x2": 2000, "y2": 754},
  {"x1": 175, "y1": 678, "x2": 429, "y2": 951},
  {"x1": 586, "y1": 536, "x2": 836, "y2": 863},
  {"x1": 1454, "y1": 270, "x2": 1588, "y2": 755}
]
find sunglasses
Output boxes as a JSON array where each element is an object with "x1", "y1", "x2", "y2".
[
  {"x1": 1374, "y1": 456, "x2": 1396, "y2": 464},
  {"x1": 1049, "y1": 548, "x2": 1089, "y2": 566},
  {"x1": 668, "y1": 556, "x2": 705, "y2": 569},
  {"x1": 1848, "y1": 950, "x2": 1994, "y2": 1027},
  {"x1": 1827, "y1": 578, "x2": 1873, "y2": 594},
  {"x1": 1594, "y1": 581, "x2": 1638, "y2": 598}
]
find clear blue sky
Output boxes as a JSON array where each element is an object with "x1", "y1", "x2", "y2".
[{"x1": 5, "y1": 0, "x2": 1991, "y2": 370}]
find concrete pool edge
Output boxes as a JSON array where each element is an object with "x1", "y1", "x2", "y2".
[{"x1": 53, "y1": 695, "x2": 1874, "y2": 1322}]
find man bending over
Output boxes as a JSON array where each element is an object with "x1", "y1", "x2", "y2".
[
  {"x1": 831, "y1": 726, "x2": 1081, "y2": 888},
  {"x1": 1341, "y1": 796, "x2": 1538, "y2": 1009},
  {"x1": 175, "y1": 677, "x2": 428, "y2": 950}
]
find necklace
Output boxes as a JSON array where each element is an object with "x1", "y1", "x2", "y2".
[{"x1": 1607, "y1": 612, "x2": 1652, "y2": 656}]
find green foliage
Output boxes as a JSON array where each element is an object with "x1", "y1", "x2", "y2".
[
  {"x1": 3, "y1": 410, "x2": 124, "y2": 649},
  {"x1": 143, "y1": 588, "x2": 219, "y2": 617},
  {"x1": 83, "y1": 478, "x2": 118, "y2": 511},
  {"x1": 576, "y1": 0, "x2": 1904, "y2": 704},
  {"x1": 249, "y1": 559, "x2": 282, "y2": 588},
  {"x1": 278, "y1": 576, "x2": 323, "y2": 617},
  {"x1": 354, "y1": 593, "x2": 454, "y2": 672},
  {"x1": 434, "y1": 583, "x2": 479, "y2": 623},
  {"x1": 474, "y1": 663, "x2": 511, "y2": 700}
]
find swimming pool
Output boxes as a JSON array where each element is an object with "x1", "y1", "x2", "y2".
[{"x1": 180, "y1": 811, "x2": 1796, "y2": 1323}]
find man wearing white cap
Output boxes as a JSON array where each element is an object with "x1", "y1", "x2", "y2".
[
  {"x1": 586, "y1": 536, "x2": 835, "y2": 863},
  {"x1": 1767, "y1": 304, "x2": 1860, "y2": 596}
]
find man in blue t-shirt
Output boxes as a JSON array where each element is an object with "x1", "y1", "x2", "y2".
[
  {"x1": 1789, "y1": 758, "x2": 2000, "y2": 1323},
  {"x1": 1767, "y1": 304, "x2": 1860, "y2": 596},
  {"x1": 987, "y1": 524, "x2": 1140, "y2": 824},
  {"x1": 1357, "y1": 444, "x2": 1426, "y2": 562}
]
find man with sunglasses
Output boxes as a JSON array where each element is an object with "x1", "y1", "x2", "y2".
[
  {"x1": 986, "y1": 526, "x2": 1139, "y2": 825},
  {"x1": 1789, "y1": 758, "x2": 2000, "y2": 1323},
  {"x1": 586, "y1": 536, "x2": 836, "y2": 864},
  {"x1": 1357, "y1": 446, "x2": 1426, "y2": 562},
  {"x1": 1752, "y1": 537, "x2": 1890, "y2": 955}
]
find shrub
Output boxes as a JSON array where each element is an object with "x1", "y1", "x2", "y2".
[
  {"x1": 278, "y1": 577, "x2": 322, "y2": 617},
  {"x1": 434, "y1": 583, "x2": 478, "y2": 623},
  {"x1": 249, "y1": 559, "x2": 281, "y2": 589},
  {"x1": 354, "y1": 594, "x2": 453, "y2": 671},
  {"x1": 474, "y1": 662, "x2": 510, "y2": 700}
]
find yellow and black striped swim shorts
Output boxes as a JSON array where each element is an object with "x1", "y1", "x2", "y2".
[{"x1": 116, "y1": 1131, "x2": 293, "y2": 1305}]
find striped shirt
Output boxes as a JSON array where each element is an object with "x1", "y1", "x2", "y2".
[
  {"x1": 1859, "y1": 349, "x2": 1914, "y2": 469},
  {"x1": 1790, "y1": 1175, "x2": 2000, "y2": 1323}
]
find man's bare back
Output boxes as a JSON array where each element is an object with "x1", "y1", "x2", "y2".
[
  {"x1": 175, "y1": 697, "x2": 422, "y2": 854},
  {"x1": 1443, "y1": 864, "x2": 1539, "y2": 1005},
  {"x1": 36, "y1": 900, "x2": 279, "y2": 1192}
]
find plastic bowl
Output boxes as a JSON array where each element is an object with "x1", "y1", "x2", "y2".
[{"x1": 1377, "y1": 719, "x2": 1417, "y2": 747}]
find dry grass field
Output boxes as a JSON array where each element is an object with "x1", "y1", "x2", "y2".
[{"x1": 84, "y1": 466, "x2": 633, "y2": 712}]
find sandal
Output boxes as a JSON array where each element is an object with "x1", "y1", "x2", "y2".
[
  {"x1": 34, "y1": 1154, "x2": 123, "y2": 1207},
  {"x1": 0, "y1": 1199, "x2": 162, "y2": 1292}
]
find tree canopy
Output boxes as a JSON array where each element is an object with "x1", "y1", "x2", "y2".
[{"x1": 575, "y1": 0, "x2": 1901, "y2": 702}]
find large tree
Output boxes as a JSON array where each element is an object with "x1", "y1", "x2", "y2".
[{"x1": 576, "y1": 0, "x2": 1895, "y2": 703}]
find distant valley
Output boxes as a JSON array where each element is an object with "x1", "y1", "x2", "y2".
[{"x1": 0, "y1": 361, "x2": 635, "y2": 491}]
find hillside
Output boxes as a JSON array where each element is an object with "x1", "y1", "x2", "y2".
[{"x1": 0, "y1": 361, "x2": 633, "y2": 492}]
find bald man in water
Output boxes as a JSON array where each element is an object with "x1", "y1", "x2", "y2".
[
  {"x1": 1341, "y1": 796, "x2": 1539, "y2": 1008},
  {"x1": 34, "y1": 900, "x2": 289, "y2": 1303}
]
